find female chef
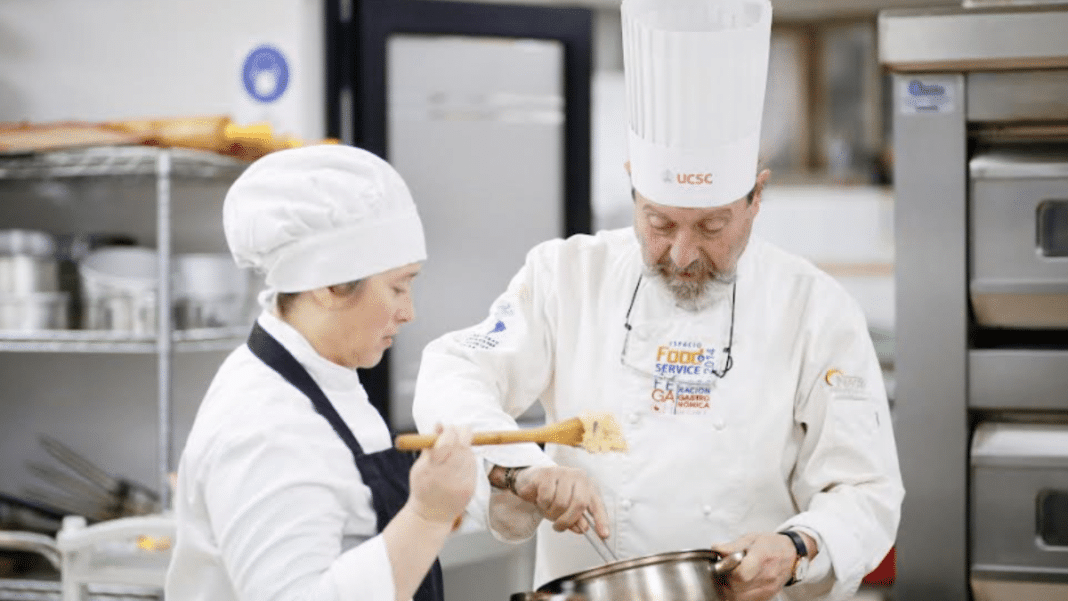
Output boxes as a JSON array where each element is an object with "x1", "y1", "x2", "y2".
[{"x1": 165, "y1": 145, "x2": 477, "y2": 601}]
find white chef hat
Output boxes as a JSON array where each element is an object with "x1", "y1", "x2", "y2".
[
  {"x1": 223, "y1": 145, "x2": 426, "y2": 293},
  {"x1": 622, "y1": 0, "x2": 772, "y2": 207}
]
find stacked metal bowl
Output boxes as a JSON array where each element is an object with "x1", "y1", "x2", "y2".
[
  {"x1": 79, "y1": 247, "x2": 251, "y2": 332},
  {"x1": 0, "y1": 230, "x2": 69, "y2": 331}
]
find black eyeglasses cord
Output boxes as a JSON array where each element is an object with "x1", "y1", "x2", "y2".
[{"x1": 622, "y1": 273, "x2": 737, "y2": 377}]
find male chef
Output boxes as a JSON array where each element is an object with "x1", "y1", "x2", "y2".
[{"x1": 412, "y1": 1, "x2": 903, "y2": 600}]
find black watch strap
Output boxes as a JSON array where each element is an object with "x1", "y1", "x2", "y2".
[{"x1": 779, "y1": 530, "x2": 807, "y2": 586}]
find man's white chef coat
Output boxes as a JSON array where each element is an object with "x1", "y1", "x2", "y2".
[
  {"x1": 412, "y1": 228, "x2": 904, "y2": 601},
  {"x1": 166, "y1": 310, "x2": 489, "y2": 601}
]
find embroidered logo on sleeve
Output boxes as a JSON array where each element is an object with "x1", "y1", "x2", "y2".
[
  {"x1": 514, "y1": 284, "x2": 532, "y2": 305},
  {"x1": 825, "y1": 368, "x2": 868, "y2": 401},
  {"x1": 459, "y1": 298, "x2": 515, "y2": 351},
  {"x1": 493, "y1": 301, "x2": 514, "y2": 318},
  {"x1": 461, "y1": 320, "x2": 508, "y2": 350}
]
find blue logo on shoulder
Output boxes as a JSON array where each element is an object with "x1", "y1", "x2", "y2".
[
  {"x1": 908, "y1": 80, "x2": 945, "y2": 97},
  {"x1": 242, "y1": 45, "x2": 290, "y2": 103},
  {"x1": 489, "y1": 320, "x2": 506, "y2": 335}
]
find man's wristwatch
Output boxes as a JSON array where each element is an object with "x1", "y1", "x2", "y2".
[
  {"x1": 779, "y1": 530, "x2": 810, "y2": 586},
  {"x1": 491, "y1": 466, "x2": 528, "y2": 495}
]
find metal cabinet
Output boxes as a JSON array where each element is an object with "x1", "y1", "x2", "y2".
[
  {"x1": 969, "y1": 145, "x2": 1068, "y2": 329},
  {"x1": 971, "y1": 423, "x2": 1068, "y2": 601},
  {"x1": 880, "y1": 5, "x2": 1068, "y2": 601},
  {"x1": 0, "y1": 146, "x2": 248, "y2": 512}
]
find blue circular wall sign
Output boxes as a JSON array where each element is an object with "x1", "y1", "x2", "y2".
[{"x1": 242, "y1": 45, "x2": 290, "y2": 104}]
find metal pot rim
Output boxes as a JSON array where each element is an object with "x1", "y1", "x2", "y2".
[
  {"x1": 0, "y1": 291, "x2": 69, "y2": 302},
  {"x1": 509, "y1": 593, "x2": 555, "y2": 601},
  {"x1": 538, "y1": 549, "x2": 723, "y2": 591},
  {"x1": 0, "y1": 229, "x2": 56, "y2": 258}
]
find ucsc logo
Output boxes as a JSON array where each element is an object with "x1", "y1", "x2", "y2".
[
  {"x1": 677, "y1": 173, "x2": 714, "y2": 185},
  {"x1": 662, "y1": 170, "x2": 714, "y2": 185}
]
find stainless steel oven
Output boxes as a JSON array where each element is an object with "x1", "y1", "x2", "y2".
[
  {"x1": 880, "y1": 4, "x2": 1068, "y2": 600},
  {"x1": 971, "y1": 422, "x2": 1068, "y2": 601},
  {"x1": 970, "y1": 144, "x2": 1068, "y2": 329}
]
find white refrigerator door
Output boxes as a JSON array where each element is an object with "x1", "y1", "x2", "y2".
[{"x1": 386, "y1": 34, "x2": 564, "y2": 431}]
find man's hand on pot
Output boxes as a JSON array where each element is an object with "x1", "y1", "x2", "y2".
[
  {"x1": 512, "y1": 465, "x2": 610, "y2": 538},
  {"x1": 710, "y1": 532, "x2": 796, "y2": 601}
]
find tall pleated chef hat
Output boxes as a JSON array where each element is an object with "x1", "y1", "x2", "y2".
[
  {"x1": 622, "y1": 0, "x2": 772, "y2": 207},
  {"x1": 223, "y1": 144, "x2": 426, "y2": 293}
]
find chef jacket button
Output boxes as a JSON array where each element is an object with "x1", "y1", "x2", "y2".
[
  {"x1": 621, "y1": 499, "x2": 633, "y2": 510},
  {"x1": 628, "y1": 413, "x2": 639, "y2": 425},
  {"x1": 714, "y1": 419, "x2": 725, "y2": 430},
  {"x1": 702, "y1": 505, "x2": 712, "y2": 516}
]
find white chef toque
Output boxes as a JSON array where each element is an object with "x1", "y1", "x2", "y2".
[
  {"x1": 622, "y1": 0, "x2": 772, "y2": 207},
  {"x1": 223, "y1": 145, "x2": 426, "y2": 293}
]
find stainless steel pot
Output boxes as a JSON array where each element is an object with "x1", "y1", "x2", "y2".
[
  {"x1": 0, "y1": 229, "x2": 59, "y2": 295},
  {"x1": 536, "y1": 550, "x2": 743, "y2": 601},
  {"x1": 79, "y1": 247, "x2": 160, "y2": 333},
  {"x1": 0, "y1": 292, "x2": 69, "y2": 330},
  {"x1": 0, "y1": 255, "x2": 60, "y2": 294},
  {"x1": 173, "y1": 253, "x2": 250, "y2": 329},
  {"x1": 82, "y1": 291, "x2": 157, "y2": 333}
]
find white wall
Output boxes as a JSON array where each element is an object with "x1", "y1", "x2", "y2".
[
  {"x1": 0, "y1": 0, "x2": 325, "y2": 138},
  {"x1": 757, "y1": 185, "x2": 896, "y2": 331}
]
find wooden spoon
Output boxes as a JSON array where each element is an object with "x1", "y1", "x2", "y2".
[{"x1": 394, "y1": 412, "x2": 628, "y2": 453}]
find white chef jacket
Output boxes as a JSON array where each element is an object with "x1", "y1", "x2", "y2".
[
  {"x1": 412, "y1": 228, "x2": 903, "y2": 601},
  {"x1": 166, "y1": 310, "x2": 489, "y2": 601}
]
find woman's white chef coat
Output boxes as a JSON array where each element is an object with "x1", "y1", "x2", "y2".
[
  {"x1": 412, "y1": 228, "x2": 904, "y2": 601},
  {"x1": 166, "y1": 310, "x2": 488, "y2": 601}
]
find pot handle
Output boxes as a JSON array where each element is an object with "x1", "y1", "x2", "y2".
[{"x1": 712, "y1": 550, "x2": 745, "y2": 576}]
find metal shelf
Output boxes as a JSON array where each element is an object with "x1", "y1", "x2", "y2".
[
  {"x1": 0, "y1": 145, "x2": 251, "y2": 510},
  {"x1": 0, "y1": 327, "x2": 249, "y2": 353},
  {"x1": 0, "y1": 145, "x2": 249, "y2": 181}
]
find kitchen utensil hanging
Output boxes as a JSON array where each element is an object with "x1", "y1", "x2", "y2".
[
  {"x1": 29, "y1": 435, "x2": 160, "y2": 521},
  {"x1": 0, "y1": 491, "x2": 65, "y2": 535}
]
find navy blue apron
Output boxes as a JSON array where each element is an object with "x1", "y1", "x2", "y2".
[{"x1": 248, "y1": 322, "x2": 444, "y2": 601}]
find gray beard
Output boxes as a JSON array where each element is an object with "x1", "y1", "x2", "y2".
[{"x1": 645, "y1": 266, "x2": 735, "y2": 312}]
